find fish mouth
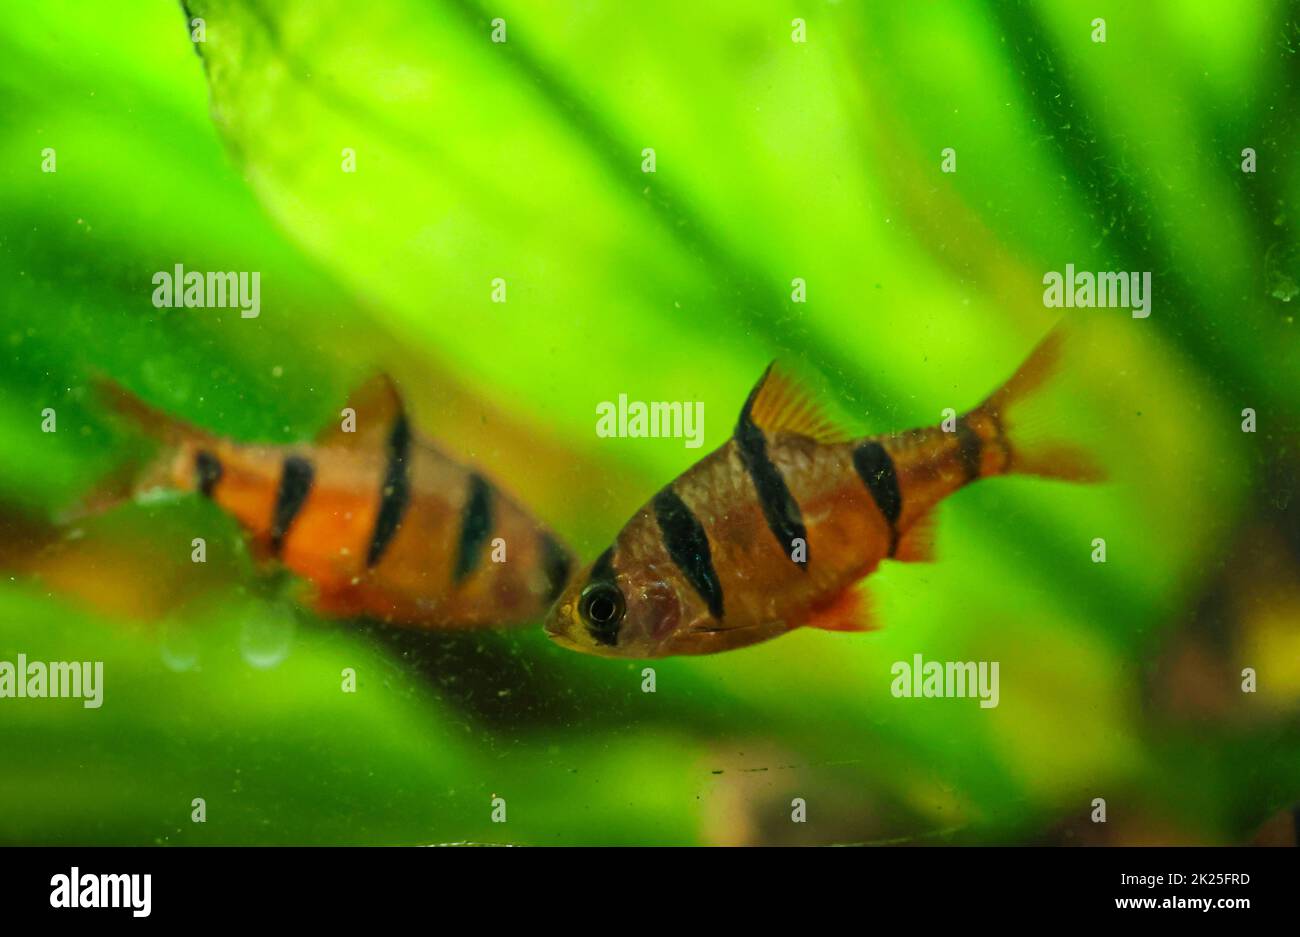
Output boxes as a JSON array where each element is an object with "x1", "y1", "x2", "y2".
[{"x1": 542, "y1": 600, "x2": 577, "y2": 641}]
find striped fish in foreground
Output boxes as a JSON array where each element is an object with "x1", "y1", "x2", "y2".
[
  {"x1": 545, "y1": 327, "x2": 1102, "y2": 657},
  {"x1": 96, "y1": 375, "x2": 573, "y2": 629}
]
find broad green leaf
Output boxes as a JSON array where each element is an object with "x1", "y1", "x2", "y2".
[{"x1": 0, "y1": 0, "x2": 1295, "y2": 844}]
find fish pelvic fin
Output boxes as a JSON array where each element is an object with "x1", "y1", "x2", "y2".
[
  {"x1": 965, "y1": 325, "x2": 1105, "y2": 485},
  {"x1": 802, "y1": 583, "x2": 877, "y2": 633}
]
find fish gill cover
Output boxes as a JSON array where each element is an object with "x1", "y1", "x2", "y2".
[{"x1": 0, "y1": 0, "x2": 1296, "y2": 845}]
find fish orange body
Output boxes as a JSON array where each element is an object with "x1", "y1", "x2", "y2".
[
  {"x1": 100, "y1": 375, "x2": 573, "y2": 629},
  {"x1": 545, "y1": 327, "x2": 1101, "y2": 657}
]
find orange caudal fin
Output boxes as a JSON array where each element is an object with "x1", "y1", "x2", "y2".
[
  {"x1": 60, "y1": 378, "x2": 209, "y2": 522},
  {"x1": 969, "y1": 325, "x2": 1105, "y2": 484},
  {"x1": 92, "y1": 375, "x2": 209, "y2": 448}
]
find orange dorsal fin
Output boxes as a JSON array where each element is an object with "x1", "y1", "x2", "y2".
[
  {"x1": 802, "y1": 584, "x2": 877, "y2": 633},
  {"x1": 894, "y1": 511, "x2": 938, "y2": 563},
  {"x1": 739, "y1": 362, "x2": 848, "y2": 444},
  {"x1": 315, "y1": 373, "x2": 407, "y2": 449}
]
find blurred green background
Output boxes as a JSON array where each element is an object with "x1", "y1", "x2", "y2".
[{"x1": 1, "y1": 0, "x2": 1297, "y2": 845}]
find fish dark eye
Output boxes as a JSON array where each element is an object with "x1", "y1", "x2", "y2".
[{"x1": 579, "y1": 581, "x2": 625, "y2": 644}]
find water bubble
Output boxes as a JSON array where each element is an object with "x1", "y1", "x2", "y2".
[
  {"x1": 239, "y1": 605, "x2": 296, "y2": 669},
  {"x1": 160, "y1": 620, "x2": 201, "y2": 672},
  {"x1": 1265, "y1": 241, "x2": 1298, "y2": 304}
]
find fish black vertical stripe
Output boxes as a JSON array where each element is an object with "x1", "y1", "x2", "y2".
[
  {"x1": 589, "y1": 546, "x2": 616, "y2": 586},
  {"x1": 366, "y1": 412, "x2": 412, "y2": 568},
  {"x1": 986, "y1": 409, "x2": 1012, "y2": 468},
  {"x1": 270, "y1": 455, "x2": 314, "y2": 554},
  {"x1": 652, "y1": 487, "x2": 724, "y2": 618},
  {"x1": 955, "y1": 417, "x2": 983, "y2": 481},
  {"x1": 583, "y1": 547, "x2": 620, "y2": 646},
  {"x1": 452, "y1": 473, "x2": 494, "y2": 583},
  {"x1": 852, "y1": 440, "x2": 902, "y2": 554},
  {"x1": 194, "y1": 450, "x2": 222, "y2": 498},
  {"x1": 539, "y1": 532, "x2": 572, "y2": 604},
  {"x1": 735, "y1": 378, "x2": 809, "y2": 568}
]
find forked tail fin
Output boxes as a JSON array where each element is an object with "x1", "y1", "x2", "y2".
[
  {"x1": 59, "y1": 378, "x2": 212, "y2": 522},
  {"x1": 967, "y1": 325, "x2": 1105, "y2": 484},
  {"x1": 92, "y1": 376, "x2": 208, "y2": 448}
]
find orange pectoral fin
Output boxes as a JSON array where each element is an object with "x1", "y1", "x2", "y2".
[{"x1": 802, "y1": 585, "x2": 877, "y2": 633}]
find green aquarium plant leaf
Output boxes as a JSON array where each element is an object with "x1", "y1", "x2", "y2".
[{"x1": 0, "y1": 0, "x2": 1295, "y2": 845}]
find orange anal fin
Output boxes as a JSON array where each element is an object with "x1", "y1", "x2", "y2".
[
  {"x1": 310, "y1": 584, "x2": 369, "y2": 619},
  {"x1": 802, "y1": 585, "x2": 877, "y2": 633},
  {"x1": 893, "y1": 512, "x2": 938, "y2": 564}
]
